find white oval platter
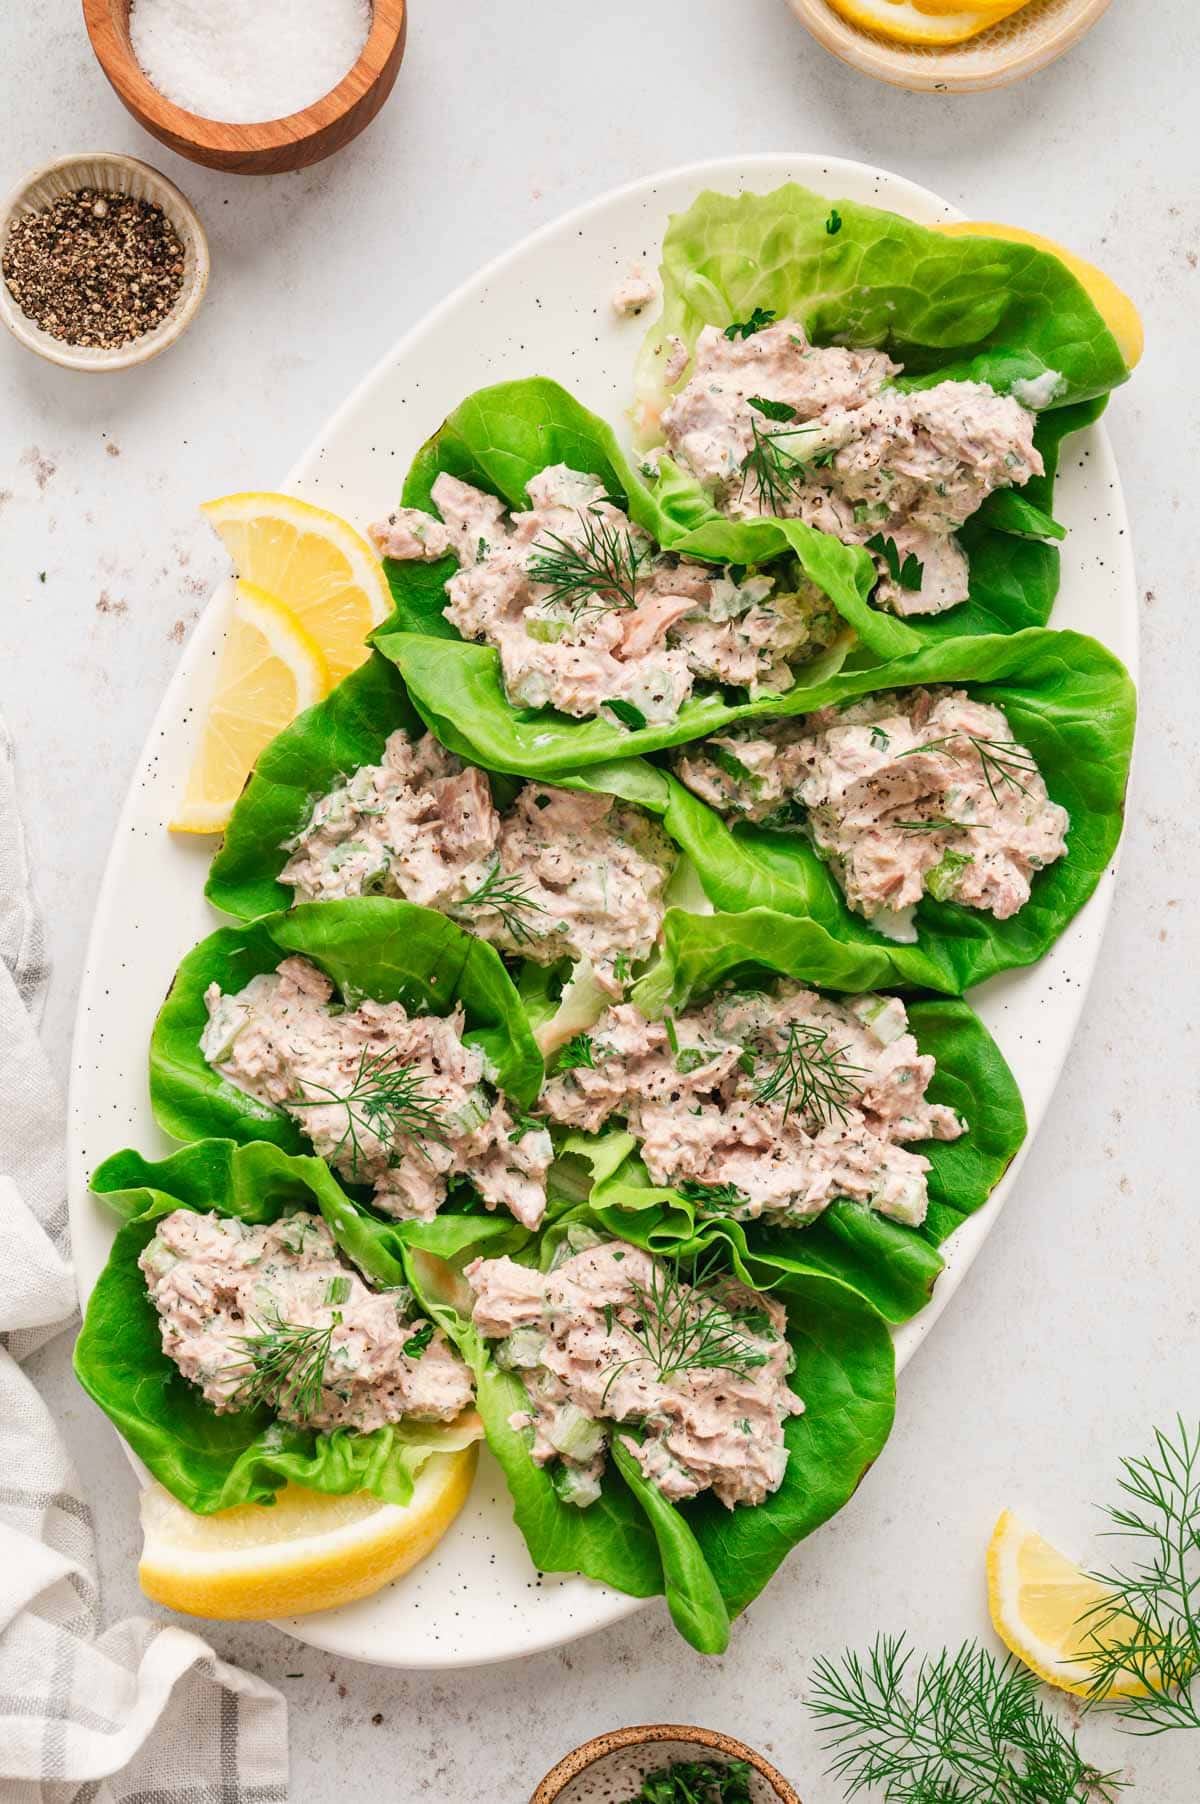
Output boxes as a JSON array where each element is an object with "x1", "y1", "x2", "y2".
[{"x1": 68, "y1": 154, "x2": 1137, "y2": 1669}]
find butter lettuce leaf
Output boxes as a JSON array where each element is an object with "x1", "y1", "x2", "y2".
[
  {"x1": 75, "y1": 1139, "x2": 484, "y2": 1514},
  {"x1": 410, "y1": 1217, "x2": 894, "y2": 1650},
  {"x1": 656, "y1": 627, "x2": 1135, "y2": 995},
  {"x1": 548, "y1": 910, "x2": 1025, "y2": 1325},
  {"x1": 149, "y1": 898, "x2": 545, "y2": 1158},
  {"x1": 635, "y1": 185, "x2": 1128, "y2": 432}
]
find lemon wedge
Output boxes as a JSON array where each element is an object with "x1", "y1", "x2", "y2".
[
  {"x1": 201, "y1": 491, "x2": 393, "y2": 686},
  {"x1": 936, "y1": 222, "x2": 1143, "y2": 370},
  {"x1": 139, "y1": 1443, "x2": 480, "y2": 1620},
  {"x1": 170, "y1": 580, "x2": 327, "y2": 835},
  {"x1": 987, "y1": 1510, "x2": 1149, "y2": 1698},
  {"x1": 826, "y1": 0, "x2": 1029, "y2": 46}
]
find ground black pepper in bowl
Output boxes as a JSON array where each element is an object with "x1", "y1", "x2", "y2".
[{"x1": 2, "y1": 187, "x2": 185, "y2": 350}]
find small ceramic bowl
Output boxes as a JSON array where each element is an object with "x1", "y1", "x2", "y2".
[
  {"x1": 530, "y1": 1725, "x2": 802, "y2": 1804},
  {"x1": 82, "y1": 0, "x2": 407, "y2": 174},
  {"x1": 0, "y1": 152, "x2": 209, "y2": 372},
  {"x1": 786, "y1": 0, "x2": 1114, "y2": 93}
]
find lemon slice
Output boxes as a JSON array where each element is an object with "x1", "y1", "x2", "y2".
[
  {"x1": 937, "y1": 222, "x2": 1144, "y2": 369},
  {"x1": 987, "y1": 1511, "x2": 1149, "y2": 1698},
  {"x1": 201, "y1": 491, "x2": 393, "y2": 686},
  {"x1": 826, "y1": 0, "x2": 1029, "y2": 46},
  {"x1": 139, "y1": 1442, "x2": 480, "y2": 1620},
  {"x1": 171, "y1": 580, "x2": 328, "y2": 835}
]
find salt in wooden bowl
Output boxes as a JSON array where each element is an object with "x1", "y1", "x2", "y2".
[{"x1": 82, "y1": 0, "x2": 407, "y2": 174}]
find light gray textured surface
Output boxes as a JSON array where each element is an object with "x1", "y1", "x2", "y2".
[{"x1": 2, "y1": 0, "x2": 1197, "y2": 1797}]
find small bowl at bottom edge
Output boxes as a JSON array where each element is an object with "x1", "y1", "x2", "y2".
[{"x1": 530, "y1": 1724, "x2": 802, "y2": 1804}]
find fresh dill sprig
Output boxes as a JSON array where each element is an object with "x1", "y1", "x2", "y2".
[
  {"x1": 601, "y1": 1252, "x2": 768, "y2": 1406},
  {"x1": 808, "y1": 1634, "x2": 1125, "y2": 1803},
  {"x1": 739, "y1": 415, "x2": 833, "y2": 512},
  {"x1": 1078, "y1": 1417, "x2": 1200, "y2": 1734},
  {"x1": 526, "y1": 508, "x2": 644, "y2": 616},
  {"x1": 458, "y1": 856, "x2": 547, "y2": 945},
  {"x1": 227, "y1": 1305, "x2": 336, "y2": 1423},
  {"x1": 752, "y1": 1021, "x2": 867, "y2": 1127},
  {"x1": 898, "y1": 730, "x2": 1040, "y2": 805},
  {"x1": 290, "y1": 1047, "x2": 448, "y2": 1178}
]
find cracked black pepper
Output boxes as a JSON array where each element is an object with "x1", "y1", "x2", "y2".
[{"x1": 3, "y1": 188, "x2": 185, "y2": 350}]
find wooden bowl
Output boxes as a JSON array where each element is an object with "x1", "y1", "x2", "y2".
[
  {"x1": 530, "y1": 1725, "x2": 802, "y2": 1804},
  {"x1": 785, "y1": 0, "x2": 1113, "y2": 93},
  {"x1": 82, "y1": 0, "x2": 407, "y2": 174}
]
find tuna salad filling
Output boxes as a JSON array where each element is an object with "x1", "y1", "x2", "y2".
[
  {"x1": 467, "y1": 1237, "x2": 803, "y2": 1509},
  {"x1": 540, "y1": 983, "x2": 963, "y2": 1227},
  {"x1": 371, "y1": 463, "x2": 840, "y2": 728},
  {"x1": 140, "y1": 1208, "x2": 474, "y2": 1432},
  {"x1": 279, "y1": 729, "x2": 676, "y2": 995},
  {"x1": 201, "y1": 955, "x2": 552, "y2": 1226},
  {"x1": 658, "y1": 320, "x2": 1044, "y2": 616},
  {"x1": 675, "y1": 687, "x2": 1069, "y2": 936}
]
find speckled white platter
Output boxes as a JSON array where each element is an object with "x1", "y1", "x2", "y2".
[{"x1": 68, "y1": 154, "x2": 1137, "y2": 1669}]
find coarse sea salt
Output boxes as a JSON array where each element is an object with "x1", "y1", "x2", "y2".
[{"x1": 129, "y1": 0, "x2": 373, "y2": 126}]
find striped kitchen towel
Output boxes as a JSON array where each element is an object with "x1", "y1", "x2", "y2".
[{"x1": 0, "y1": 717, "x2": 289, "y2": 1802}]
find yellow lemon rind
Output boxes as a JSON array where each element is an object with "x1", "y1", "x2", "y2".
[{"x1": 139, "y1": 1446, "x2": 479, "y2": 1621}]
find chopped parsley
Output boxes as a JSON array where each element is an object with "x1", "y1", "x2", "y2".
[
  {"x1": 621, "y1": 1758, "x2": 753, "y2": 1803},
  {"x1": 865, "y1": 532, "x2": 924, "y2": 592},
  {"x1": 554, "y1": 1033, "x2": 596, "y2": 1072},
  {"x1": 404, "y1": 1321, "x2": 435, "y2": 1359},
  {"x1": 606, "y1": 698, "x2": 647, "y2": 732},
  {"x1": 677, "y1": 1178, "x2": 751, "y2": 1212},
  {"x1": 826, "y1": 207, "x2": 843, "y2": 236},
  {"x1": 723, "y1": 307, "x2": 776, "y2": 342},
  {"x1": 746, "y1": 394, "x2": 797, "y2": 424}
]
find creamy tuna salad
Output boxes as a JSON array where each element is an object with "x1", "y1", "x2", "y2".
[
  {"x1": 676, "y1": 687, "x2": 1069, "y2": 937},
  {"x1": 658, "y1": 318, "x2": 1044, "y2": 615},
  {"x1": 541, "y1": 982, "x2": 963, "y2": 1228},
  {"x1": 201, "y1": 956, "x2": 551, "y2": 1226},
  {"x1": 467, "y1": 1236, "x2": 802, "y2": 1509},
  {"x1": 140, "y1": 1208, "x2": 474, "y2": 1432},
  {"x1": 279, "y1": 729, "x2": 675, "y2": 995},
  {"x1": 371, "y1": 463, "x2": 840, "y2": 728}
]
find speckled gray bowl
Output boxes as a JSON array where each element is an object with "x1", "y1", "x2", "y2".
[{"x1": 529, "y1": 1725, "x2": 801, "y2": 1804}]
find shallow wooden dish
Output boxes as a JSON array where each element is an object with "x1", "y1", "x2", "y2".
[
  {"x1": 82, "y1": 0, "x2": 407, "y2": 174},
  {"x1": 786, "y1": 0, "x2": 1112, "y2": 93},
  {"x1": 530, "y1": 1725, "x2": 801, "y2": 1804}
]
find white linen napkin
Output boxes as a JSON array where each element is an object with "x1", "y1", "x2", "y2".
[{"x1": 0, "y1": 717, "x2": 290, "y2": 1802}]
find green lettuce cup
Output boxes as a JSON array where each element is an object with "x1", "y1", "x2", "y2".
[
  {"x1": 542, "y1": 908, "x2": 1025, "y2": 1327},
  {"x1": 631, "y1": 182, "x2": 1133, "y2": 655},
  {"x1": 649, "y1": 628, "x2": 1135, "y2": 995},
  {"x1": 149, "y1": 897, "x2": 544, "y2": 1156},
  {"x1": 409, "y1": 1211, "x2": 895, "y2": 1654},
  {"x1": 74, "y1": 1139, "x2": 484, "y2": 1514},
  {"x1": 375, "y1": 370, "x2": 1115, "y2": 769}
]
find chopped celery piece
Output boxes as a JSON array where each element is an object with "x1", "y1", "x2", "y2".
[
  {"x1": 925, "y1": 848, "x2": 973, "y2": 902},
  {"x1": 494, "y1": 1327, "x2": 546, "y2": 1372},
  {"x1": 547, "y1": 1403, "x2": 607, "y2": 1462}
]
